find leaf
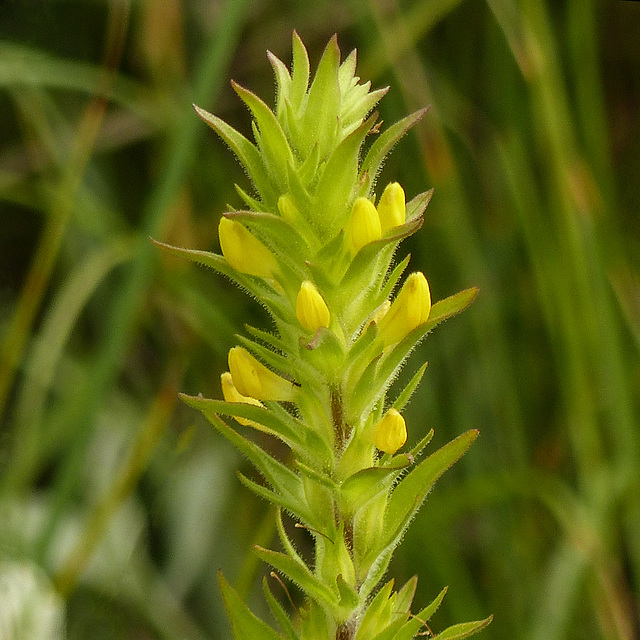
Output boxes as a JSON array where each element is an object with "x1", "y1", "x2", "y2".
[
  {"x1": 301, "y1": 35, "x2": 340, "y2": 159},
  {"x1": 406, "y1": 189, "x2": 433, "y2": 222},
  {"x1": 339, "y1": 463, "x2": 408, "y2": 516},
  {"x1": 263, "y1": 577, "x2": 299, "y2": 640},
  {"x1": 360, "y1": 108, "x2": 428, "y2": 191},
  {"x1": 336, "y1": 574, "x2": 360, "y2": 611},
  {"x1": 233, "y1": 81, "x2": 294, "y2": 190},
  {"x1": 254, "y1": 546, "x2": 339, "y2": 611},
  {"x1": 391, "y1": 586, "x2": 448, "y2": 640},
  {"x1": 227, "y1": 210, "x2": 311, "y2": 264},
  {"x1": 182, "y1": 400, "x2": 306, "y2": 504},
  {"x1": 434, "y1": 616, "x2": 493, "y2": 639},
  {"x1": 219, "y1": 572, "x2": 284, "y2": 640},
  {"x1": 391, "y1": 362, "x2": 428, "y2": 413},
  {"x1": 312, "y1": 112, "x2": 378, "y2": 238},
  {"x1": 194, "y1": 104, "x2": 277, "y2": 208},
  {"x1": 354, "y1": 579, "x2": 395, "y2": 640},
  {"x1": 381, "y1": 430, "x2": 479, "y2": 552},
  {"x1": 427, "y1": 287, "x2": 479, "y2": 327},
  {"x1": 290, "y1": 31, "x2": 310, "y2": 112}
]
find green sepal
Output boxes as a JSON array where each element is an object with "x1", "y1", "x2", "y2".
[
  {"x1": 434, "y1": 616, "x2": 493, "y2": 639},
  {"x1": 406, "y1": 189, "x2": 433, "y2": 222},
  {"x1": 194, "y1": 104, "x2": 277, "y2": 208},
  {"x1": 391, "y1": 362, "x2": 428, "y2": 413},
  {"x1": 312, "y1": 112, "x2": 379, "y2": 238},
  {"x1": 219, "y1": 571, "x2": 284, "y2": 640},
  {"x1": 254, "y1": 546, "x2": 339, "y2": 611},
  {"x1": 359, "y1": 108, "x2": 428, "y2": 194},
  {"x1": 404, "y1": 428, "x2": 435, "y2": 461},
  {"x1": 263, "y1": 577, "x2": 299, "y2": 640},
  {"x1": 391, "y1": 586, "x2": 447, "y2": 640},
  {"x1": 233, "y1": 81, "x2": 293, "y2": 190},
  {"x1": 294, "y1": 460, "x2": 338, "y2": 491},
  {"x1": 299, "y1": 327, "x2": 346, "y2": 380},
  {"x1": 380, "y1": 430, "x2": 479, "y2": 554},
  {"x1": 301, "y1": 35, "x2": 340, "y2": 160}
]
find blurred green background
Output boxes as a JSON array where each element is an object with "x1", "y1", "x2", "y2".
[{"x1": 1, "y1": 1, "x2": 639, "y2": 638}]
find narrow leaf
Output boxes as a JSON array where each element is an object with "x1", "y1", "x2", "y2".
[
  {"x1": 219, "y1": 572, "x2": 284, "y2": 640},
  {"x1": 254, "y1": 546, "x2": 339, "y2": 610},
  {"x1": 263, "y1": 577, "x2": 299, "y2": 640},
  {"x1": 434, "y1": 616, "x2": 493, "y2": 639}
]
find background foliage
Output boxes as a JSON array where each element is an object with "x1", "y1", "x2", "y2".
[{"x1": 1, "y1": 1, "x2": 639, "y2": 639}]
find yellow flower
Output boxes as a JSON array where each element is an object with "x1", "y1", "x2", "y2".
[
  {"x1": 228, "y1": 346, "x2": 295, "y2": 402},
  {"x1": 218, "y1": 217, "x2": 278, "y2": 278},
  {"x1": 296, "y1": 281, "x2": 330, "y2": 332},
  {"x1": 377, "y1": 182, "x2": 406, "y2": 232},
  {"x1": 377, "y1": 272, "x2": 431, "y2": 346},
  {"x1": 220, "y1": 372, "x2": 264, "y2": 427},
  {"x1": 373, "y1": 408, "x2": 407, "y2": 454},
  {"x1": 346, "y1": 197, "x2": 381, "y2": 255}
]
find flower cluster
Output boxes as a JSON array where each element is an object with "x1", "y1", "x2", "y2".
[{"x1": 156, "y1": 33, "x2": 489, "y2": 640}]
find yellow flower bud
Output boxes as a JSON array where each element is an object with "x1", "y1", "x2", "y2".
[
  {"x1": 218, "y1": 217, "x2": 278, "y2": 278},
  {"x1": 377, "y1": 272, "x2": 431, "y2": 346},
  {"x1": 228, "y1": 346, "x2": 295, "y2": 402},
  {"x1": 220, "y1": 372, "x2": 263, "y2": 427},
  {"x1": 296, "y1": 281, "x2": 330, "y2": 332},
  {"x1": 346, "y1": 197, "x2": 381, "y2": 255},
  {"x1": 373, "y1": 408, "x2": 407, "y2": 454},
  {"x1": 377, "y1": 182, "x2": 406, "y2": 232}
]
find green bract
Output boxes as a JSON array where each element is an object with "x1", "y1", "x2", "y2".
[{"x1": 156, "y1": 32, "x2": 490, "y2": 640}]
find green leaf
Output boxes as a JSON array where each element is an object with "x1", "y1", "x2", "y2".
[
  {"x1": 378, "y1": 253, "x2": 412, "y2": 301},
  {"x1": 391, "y1": 586, "x2": 448, "y2": 640},
  {"x1": 238, "y1": 473, "x2": 315, "y2": 525},
  {"x1": 339, "y1": 463, "x2": 408, "y2": 516},
  {"x1": 263, "y1": 577, "x2": 299, "y2": 640},
  {"x1": 336, "y1": 574, "x2": 360, "y2": 612},
  {"x1": 406, "y1": 189, "x2": 434, "y2": 221},
  {"x1": 391, "y1": 362, "x2": 428, "y2": 413},
  {"x1": 228, "y1": 210, "x2": 311, "y2": 266},
  {"x1": 254, "y1": 546, "x2": 339, "y2": 611},
  {"x1": 301, "y1": 35, "x2": 340, "y2": 159},
  {"x1": 394, "y1": 575, "x2": 418, "y2": 614},
  {"x1": 219, "y1": 572, "x2": 284, "y2": 640},
  {"x1": 233, "y1": 81, "x2": 294, "y2": 190},
  {"x1": 312, "y1": 112, "x2": 378, "y2": 238},
  {"x1": 182, "y1": 400, "x2": 306, "y2": 503},
  {"x1": 290, "y1": 31, "x2": 310, "y2": 113},
  {"x1": 427, "y1": 287, "x2": 479, "y2": 327},
  {"x1": 194, "y1": 104, "x2": 277, "y2": 208},
  {"x1": 354, "y1": 579, "x2": 395, "y2": 640},
  {"x1": 267, "y1": 50, "x2": 292, "y2": 120},
  {"x1": 360, "y1": 108, "x2": 428, "y2": 192},
  {"x1": 434, "y1": 616, "x2": 493, "y2": 639},
  {"x1": 382, "y1": 430, "x2": 479, "y2": 551}
]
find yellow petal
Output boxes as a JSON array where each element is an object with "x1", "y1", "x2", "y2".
[
  {"x1": 228, "y1": 346, "x2": 295, "y2": 402},
  {"x1": 218, "y1": 217, "x2": 278, "y2": 278},
  {"x1": 377, "y1": 272, "x2": 431, "y2": 346},
  {"x1": 221, "y1": 372, "x2": 263, "y2": 427},
  {"x1": 296, "y1": 281, "x2": 330, "y2": 332},
  {"x1": 377, "y1": 182, "x2": 405, "y2": 232},
  {"x1": 346, "y1": 197, "x2": 381, "y2": 255},
  {"x1": 373, "y1": 408, "x2": 407, "y2": 454}
]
